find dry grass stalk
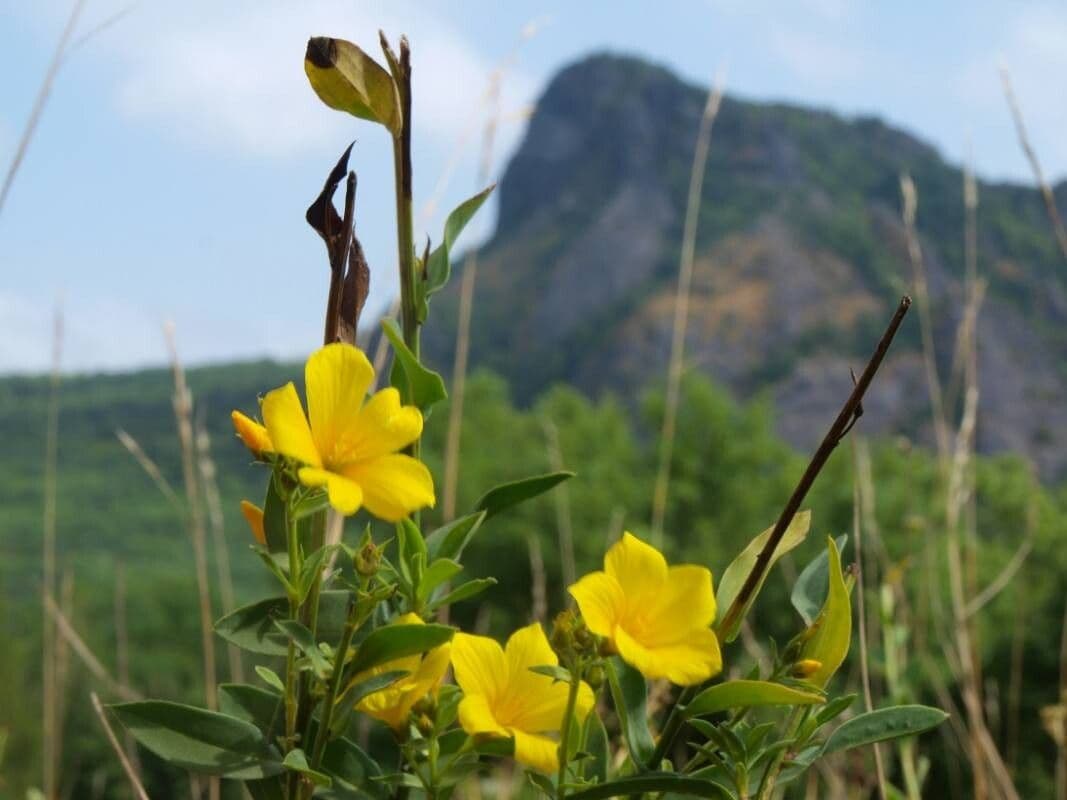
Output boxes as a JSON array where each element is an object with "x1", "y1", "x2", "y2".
[
  {"x1": 44, "y1": 593, "x2": 140, "y2": 702},
  {"x1": 195, "y1": 421, "x2": 244, "y2": 683},
  {"x1": 850, "y1": 438, "x2": 887, "y2": 800},
  {"x1": 112, "y1": 564, "x2": 143, "y2": 776},
  {"x1": 526, "y1": 533, "x2": 547, "y2": 624},
  {"x1": 899, "y1": 174, "x2": 951, "y2": 459},
  {"x1": 115, "y1": 427, "x2": 180, "y2": 509},
  {"x1": 89, "y1": 692, "x2": 150, "y2": 800},
  {"x1": 541, "y1": 418, "x2": 576, "y2": 594},
  {"x1": 650, "y1": 71, "x2": 725, "y2": 545},
  {"x1": 163, "y1": 324, "x2": 219, "y2": 725},
  {"x1": 53, "y1": 567, "x2": 75, "y2": 791},
  {"x1": 0, "y1": 0, "x2": 86, "y2": 220},
  {"x1": 999, "y1": 67, "x2": 1067, "y2": 263},
  {"x1": 41, "y1": 304, "x2": 63, "y2": 799}
]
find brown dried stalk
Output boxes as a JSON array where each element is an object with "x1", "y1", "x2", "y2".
[
  {"x1": 541, "y1": 418, "x2": 576, "y2": 594},
  {"x1": 650, "y1": 71, "x2": 725, "y2": 545},
  {"x1": 115, "y1": 428, "x2": 180, "y2": 509},
  {"x1": 90, "y1": 692, "x2": 150, "y2": 800},
  {"x1": 44, "y1": 593, "x2": 139, "y2": 702}
]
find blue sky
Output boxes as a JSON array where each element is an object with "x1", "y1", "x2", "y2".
[{"x1": 1, "y1": 0, "x2": 1065, "y2": 374}]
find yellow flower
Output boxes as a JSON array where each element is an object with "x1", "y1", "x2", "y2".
[
  {"x1": 260, "y1": 343, "x2": 435, "y2": 520},
  {"x1": 231, "y1": 410, "x2": 273, "y2": 455},
  {"x1": 569, "y1": 532, "x2": 722, "y2": 686},
  {"x1": 355, "y1": 613, "x2": 451, "y2": 730},
  {"x1": 239, "y1": 500, "x2": 266, "y2": 546},
  {"x1": 452, "y1": 623, "x2": 595, "y2": 774}
]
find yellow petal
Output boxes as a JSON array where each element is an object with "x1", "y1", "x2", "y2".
[
  {"x1": 510, "y1": 728, "x2": 560, "y2": 774},
  {"x1": 452, "y1": 632, "x2": 507, "y2": 703},
  {"x1": 298, "y1": 467, "x2": 363, "y2": 515},
  {"x1": 340, "y1": 387, "x2": 423, "y2": 461},
  {"x1": 568, "y1": 572, "x2": 625, "y2": 638},
  {"x1": 262, "y1": 382, "x2": 322, "y2": 468},
  {"x1": 458, "y1": 694, "x2": 507, "y2": 737},
  {"x1": 239, "y1": 500, "x2": 266, "y2": 545},
  {"x1": 305, "y1": 343, "x2": 374, "y2": 459},
  {"x1": 614, "y1": 625, "x2": 722, "y2": 686},
  {"x1": 231, "y1": 410, "x2": 273, "y2": 454},
  {"x1": 604, "y1": 532, "x2": 667, "y2": 596},
  {"x1": 342, "y1": 454, "x2": 435, "y2": 522},
  {"x1": 639, "y1": 565, "x2": 717, "y2": 646}
]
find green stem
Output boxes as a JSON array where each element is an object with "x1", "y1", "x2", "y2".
[
  {"x1": 557, "y1": 663, "x2": 583, "y2": 799},
  {"x1": 645, "y1": 685, "x2": 696, "y2": 770},
  {"x1": 284, "y1": 508, "x2": 303, "y2": 798},
  {"x1": 308, "y1": 600, "x2": 359, "y2": 772},
  {"x1": 755, "y1": 708, "x2": 805, "y2": 800}
]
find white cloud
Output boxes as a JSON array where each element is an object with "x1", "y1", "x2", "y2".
[
  {"x1": 103, "y1": 1, "x2": 536, "y2": 159},
  {"x1": 767, "y1": 27, "x2": 866, "y2": 85}
]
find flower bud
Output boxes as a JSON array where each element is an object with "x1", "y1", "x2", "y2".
[
  {"x1": 231, "y1": 410, "x2": 273, "y2": 457},
  {"x1": 791, "y1": 659, "x2": 823, "y2": 679},
  {"x1": 239, "y1": 500, "x2": 267, "y2": 546},
  {"x1": 354, "y1": 542, "x2": 381, "y2": 577},
  {"x1": 414, "y1": 713, "x2": 434, "y2": 737},
  {"x1": 584, "y1": 663, "x2": 606, "y2": 691}
]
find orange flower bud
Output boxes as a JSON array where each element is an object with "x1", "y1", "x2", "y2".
[
  {"x1": 231, "y1": 410, "x2": 273, "y2": 455},
  {"x1": 240, "y1": 500, "x2": 267, "y2": 545}
]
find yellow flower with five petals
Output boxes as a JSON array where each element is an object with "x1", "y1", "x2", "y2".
[
  {"x1": 259, "y1": 343, "x2": 434, "y2": 520},
  {"x1": 354, "y1": 613, "x2": 451, "y2": 730},
  {"x1": 451, "y1": 623, "x2": 595, "y2": 774},
  {"x1": 569, "y1": 532, "x2": 722, "y2": 685}
]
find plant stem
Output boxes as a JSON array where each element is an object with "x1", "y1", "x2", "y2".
[
  {"x1": 308, "y1": 599, "x2": 359, "y2": 772},
  {"x1": 716, "y1": 296, "x2": 911, "y2": 639},
  {"x1": 284, "y1": 506, "x2": 303, "y2": 797},
  {"x1": 645, "y1": 685, "x2": 696, "y2": 771},
  {"x1": 557, "y1": 663, "x2": 583, "y2": 799},
  {"x1": 755, "y1": 708, "x2": 804, "y2": 800}
]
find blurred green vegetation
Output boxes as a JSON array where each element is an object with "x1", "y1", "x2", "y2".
[{"x1": 0, "y1": 362, "x2": 1064, "y2": 797}]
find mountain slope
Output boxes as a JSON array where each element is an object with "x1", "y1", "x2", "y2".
[{"x1": 422, "y1": 53, "x2": 1067, "y2": 479}]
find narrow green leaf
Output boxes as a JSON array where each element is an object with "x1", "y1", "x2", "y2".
[
  {"x1": 528, "y1": 664, "x2": 573, "y2": 683},
  {"x1": 418, "y1": 558, "x2": 463, "y2": 603},
  {"x1": 568, "y1": 774, "x2": 730, "y2": 799},
  {"x1": 526, "y1": 771, "x2": 555, "y2": 796},
  {"x1": 798, "y1": 537, "x2": 852, "y2": 688},
  {"x1": 420, "y1": 185, "x2": 496, "y2": 318},
  {"x1": 715, "y1": 510, "x2": 811, "y2": 642},
  {"x1": 262, "y1": 475, "x2": 290, "y2": 554},
  {"x1": 381, "y1": 319, "x2": 447, "y2": 414},
  {"x1": 424, "y1": 511, "x2": 487, "y2": 561},
  {"x1": 253, "y1": 667, "x2": 285, "y2": 695},
  {"x1": 220, "y1": 683, "x2": 282, "y2": 733},
  {"x1": 426, "y1": 578, "x2": 496, "y2": 612},
  {"x1": 791, "y1": 535, "x2": 848, "y2": 626},
  {"x1": 215, "y1": 591, "x2": 350, "y2": 656},
  {"x1": 283, "y1": 748, "x2": 332, "y2": 787},
  {"x1": 339, "y1": 670, "x2": 408, "y2": 710},
  {"x1": 606, "y1": 657, "x2": 655, "y2": 765},
  {"x1": 822, "y1": 705, "x2": 948, "y2": 756},
  {"x1": 253, "y1": 548, "x2": 294, "y2": 595},
  {"x1": 321, "y1": 737, "x2": 386, "y2": 798},
  {"x1": 584, "y1": 712, "x2": 610, "y2": 784},
  {"x1": 474, "y1": 472, "x2": 575, "y2": 520},
  {"x1": 109, "y1": 700, "x2": 280, "y2": 778},
  {"x1": 304, "y1": 37, "x2": 400, "y2": 134},
  {"x1": 348, "y1": 624, "x2": 454, "y2": 675},
  {"x1": 274, "y1": 620, "x2": 331, "y2": 677},
  {"x1": 684, "y1": 680, "x2": 824, "y2": 719},
  {"x1": 814, "y1": 693, "x2": 857, "y2": 727}
]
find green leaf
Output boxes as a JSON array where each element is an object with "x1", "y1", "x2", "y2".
[
  {"x1": 253, "y1": 548, "x2": 294, "y2": 595},
  {"x1": 715, "y1": 510, "x2": 811, "y2": 642},
  {"x1": 798, "y1": 537, "x2": 852, "y2": 688},
  {"x1": 274, "y1": 620, "x2": 331, "y2": 677},
  {"x1": 348, "y1": 624, "x2": 454, "y2": 674},
  {"x1": 253, "y1": 666, "x2": 286, "y2": 695},
  {"x1": 419, "y1": 186, "x2": 495, "y2": 319},
  {"x1": 381, "y1": 319, "x2": 447, "y2": 414},
  {"x1": 791, "y1": 535, "x2": 848, "y2": 626},
  {"x1": 425, "y1": 511, "x2": 487, "y2": 561},
  {"x1": 418, "y1": 558, "x2": 463, "y2": 603},
  {"x1": 283, "y1": 748, "x2": 332, "y2": 787},
  {"x1": 606, "y1": 657, "x2": 655, "y2": 766},
  {"x1": 304, "y1": 38, "x2": 400, "y2": 134},
  {"x1": 822, "y1": 705, "x2": 948, "y2": 756},
  {"x1": 261, "y1": 475, "x2": 290, "y2": 554},
  {"x1": 219, "y1": 684, "x2": 282, "y2": 733},
  {"x1": 684, "y1": 680, "x2": 825, "y2": 719},
  {"x1": 215, "y1": 591, "x2": 350, "y2": 656},
  {"x1": 109, "y1": 700, "x2": 280, "y2": 778},
  {"x1": 321, "y1": 737, "x2": 386, "y2": 798},
  {"x1": 526, "y1": 771, "x2": 555, "y2": 796},
  {"x1": 528, "y1": 664, "x2": 573, "y2": 683},
  {"x1": 245, "y1": 778, "x2": 286, "y2": 800},
  {"x1": 814, "y1": 693, "x2": 857, "y2": 727},
  {"x1": 568, "y1": 774, "x2": 731, "y2": 799},
  {"x1": 426, "y1": 578, "x2": 496, "y2": 612},
  {"x1": 339, "y1": 670, "x2": 408, "y2": 711},
  {"x1": 583, "y1": 712, "x2": 610, "y2": 784},
  {"x1": 474, "y1": 472, "x2": 575, "y2": 520},
  {"x1": 298, "y1": 544, "x2": 336, "y2": 603}
]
